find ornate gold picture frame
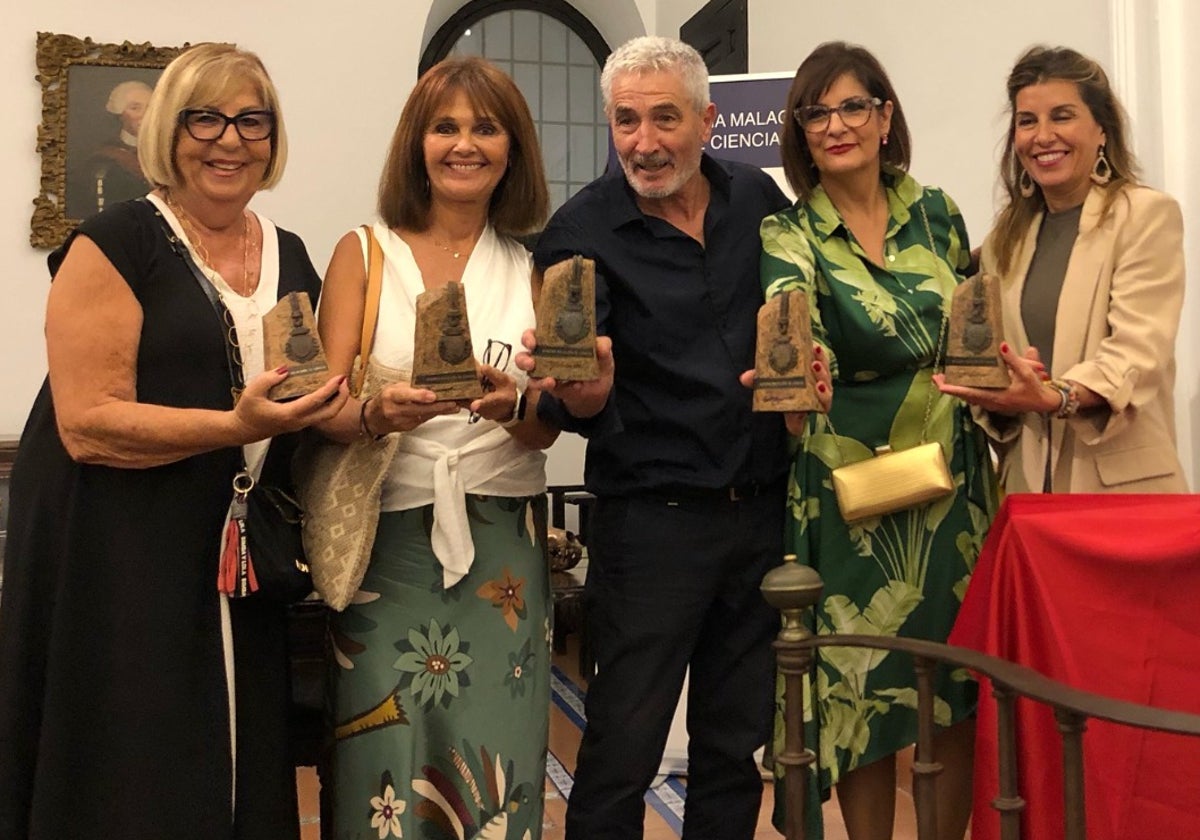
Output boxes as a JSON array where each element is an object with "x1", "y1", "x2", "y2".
[{"x1": 29, "y1": 32, "x2": 189, "y2": 249}]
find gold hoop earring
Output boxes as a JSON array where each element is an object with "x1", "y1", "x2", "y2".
[
  {"x1": 1090, "y1": 143, "x2": 1112, "y2": 186},
  {"x1": 1019, "y1": 167, "x2": 1036, "y2": 198}
]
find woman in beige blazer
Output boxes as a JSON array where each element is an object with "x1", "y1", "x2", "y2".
[{"x1": 936, "y1": 45, "x2": 1187, "y2": 493}]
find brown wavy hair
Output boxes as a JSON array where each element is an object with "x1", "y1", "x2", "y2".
[
  {"x1": 377, "y1": 56, "x2": 548, "y2": 237},
  {"x1": 991, "y1": 45, "x2": 1139, "y2": 275}
]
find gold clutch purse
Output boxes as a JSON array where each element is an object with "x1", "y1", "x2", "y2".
[
  {"x1": 831, "y1": 442, "x2": 953, "y2": 524},
  {"x1": 828, "y1": 202, "x2": 957, "y2": 525}
]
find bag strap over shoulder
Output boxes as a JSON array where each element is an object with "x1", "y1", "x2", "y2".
[{"x1": 352, "y1": 224, "x2": 386, "y2": 397}]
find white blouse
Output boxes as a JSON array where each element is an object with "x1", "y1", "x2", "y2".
[{"x1": 352, "y1": 223, "x2": 546, "y2": 588}]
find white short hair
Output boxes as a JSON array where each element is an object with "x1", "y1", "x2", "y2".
[
  {"x1": 105, "y1": 80, "x2": 153, "y2": 115},
  {"x1": 600, "y1": 36, "x2": 710, "y2": 115}
]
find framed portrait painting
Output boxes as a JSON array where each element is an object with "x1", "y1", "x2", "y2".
[{"x1": 29, "y1": 32, "x2": 189, "y2": 249}]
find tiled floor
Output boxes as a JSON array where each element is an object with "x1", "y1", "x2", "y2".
[{"x1": 297, "y1": 635, "x2": 931, "y2": 839}]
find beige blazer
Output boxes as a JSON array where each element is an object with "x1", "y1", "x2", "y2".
[{"x1": 977, "y1": 183, "x2": 1188, "y2": 493}]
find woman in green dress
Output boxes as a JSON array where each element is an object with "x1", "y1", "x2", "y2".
[{"x1": 760, "y1": 42, "x2": 998, "y2": 840}]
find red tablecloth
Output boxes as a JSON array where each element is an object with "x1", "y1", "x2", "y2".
[{"x1": 948, "y1": 494, "x2": 1200, "y2": 840}]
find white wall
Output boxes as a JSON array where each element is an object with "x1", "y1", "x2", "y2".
[
  {"x1": 750, "y1": 0, "x2": 1111, "y2": 242},
  {"x1": 3, "y1": 2, "x2": 431, "y2": 435},
  {"x1": 1151, "y1": 0, "x2": 1200, "y2": 484}
]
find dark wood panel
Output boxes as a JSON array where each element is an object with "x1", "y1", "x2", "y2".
[
  {"x1": 680, "y1": 0, "x2": 748, "y2": 75},
  {"x1": 0, "y1": 438, "x2": 16, "y2": 481}
]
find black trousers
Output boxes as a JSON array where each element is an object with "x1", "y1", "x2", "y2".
[{"x1": 565, "y1": 489, "x2": 785, "y2": 840}]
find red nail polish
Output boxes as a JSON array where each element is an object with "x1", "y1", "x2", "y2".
[
  {"x1": 817, "y1": 382, "x2": 827, "y2": 393},
  {"x1": 275, "y1": 365, "x2": 289, "y2": 375},
  {"x1": 1000, "y1": 342, "x2": 1009, "y2": 354}
]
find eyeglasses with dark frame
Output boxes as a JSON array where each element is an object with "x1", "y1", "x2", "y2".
[
  {"x1": 467, "y1": 339, "x2": 513, "y2": 424},
  {"x1": 793, "y1": 96, "x2": 883, "y2": 134},
  {"x1": 178, "y1": 109, "x2": 276, "y2": 142}
]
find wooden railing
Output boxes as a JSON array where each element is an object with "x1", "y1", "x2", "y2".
[{"x1": 761, "y1": 555, "x2": 1200, "y2": 840}]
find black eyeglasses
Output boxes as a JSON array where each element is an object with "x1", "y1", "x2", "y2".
[
  {"x1": 178, "y1": 109, "x2": 276, "y2": 142},
  {"x1": 793, "y1": 96, "x2": 883, "y2": 134},
  {"x1": 468, "y1": 339, "x2": 513, "y2": 424}
]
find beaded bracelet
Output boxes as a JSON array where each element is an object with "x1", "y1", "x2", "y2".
[{"x1": 1044, "y1": 379, "x2": 1080, "y2": 419}]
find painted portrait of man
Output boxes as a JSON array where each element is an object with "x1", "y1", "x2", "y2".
[{"x1": 64, "y1": 69, "x2": 159, "y2": 221}]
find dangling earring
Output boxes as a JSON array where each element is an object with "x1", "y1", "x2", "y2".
[
  {"x1": 1090, "y1": 143, "x2": 1112, "y2": 186},
  {"x1": 1018, "y1": 167, "x2": 1036, "y2": 198},
  {"x1": 881, "y1": 133, "x2": 889, "y2": 147}
]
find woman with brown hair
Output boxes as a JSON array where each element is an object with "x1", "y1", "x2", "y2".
[
  {"x1": 314, "y1": 56, "x2": 557, "y2": 839},
  {"x1": 935, "y1": 45, "x2": 1187, "y2": 493},
  {"x1": 761, "y1": 41, "x2": 997, "y2": 840}
]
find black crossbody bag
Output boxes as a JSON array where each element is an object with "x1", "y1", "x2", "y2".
[{"x1": 147, "y1": 199, "x2": 312, "y2": 603}]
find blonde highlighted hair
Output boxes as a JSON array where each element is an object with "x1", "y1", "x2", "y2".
[
  {"x1": 991, "y1": 45, "x2": 1138, "y2": 275},
  {"x1": 138, "y1": 43, "x2": 288, "y2": 190}
]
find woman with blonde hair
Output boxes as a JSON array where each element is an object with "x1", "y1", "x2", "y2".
[{"x1": 0, "y1": 43, "x2": 346, "y2": 838}]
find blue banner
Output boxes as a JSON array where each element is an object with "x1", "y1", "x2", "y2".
[{"x1": 705, "y1": 73, "x2": 793, "y2": 169}]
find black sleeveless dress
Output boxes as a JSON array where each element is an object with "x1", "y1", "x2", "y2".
[{"x1": 0, "y1": 199, "x2": 321, "y2": 839}]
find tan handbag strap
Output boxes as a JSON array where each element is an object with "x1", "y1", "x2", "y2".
[{"x1": 352, "y1": 224, "x2": 385, "y2": 397}]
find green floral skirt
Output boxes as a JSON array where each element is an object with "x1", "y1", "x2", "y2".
[{"x1": 329, "y1": 495, "x2": 551, "y2": 840}]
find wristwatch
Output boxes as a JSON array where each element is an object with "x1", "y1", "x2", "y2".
[{"x1": 500, "y1": 388, "x2": 527, "y2": 428}]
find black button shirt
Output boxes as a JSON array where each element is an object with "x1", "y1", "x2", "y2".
[{"x1": 535, "y1": 154, "x2": 790, "y2": 497}]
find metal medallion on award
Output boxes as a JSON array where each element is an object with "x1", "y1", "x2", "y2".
[
  {"x1": 411, "y1": 281, "x2": 484, "y2": 400},
  {"x1": 944, "y1": 273, "x2": 1011, "y2": 388},
  {"x1": 753, "y1": 289, "x2": 821, "y2": 412},
  {"x1": 533, "y1": 255, "x2": 600, "y2": 380},
  {"x1": 263, "y1": 291, "x2": 330, "y2": 401}
]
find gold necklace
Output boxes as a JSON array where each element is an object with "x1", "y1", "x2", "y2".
[
  {"x1": 430, "y1": 230, "x2": 479, "y2": 260},
  {"x1": 164, "y1": 192, "x2": 255, "y2": 296},
  {"x1": 434, "y1": 241, "x2": 464, "y2": 259}
]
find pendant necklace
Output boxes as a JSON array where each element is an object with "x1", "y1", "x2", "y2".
[{"x1": 431, "y1": 229, "x2": 479, "y2": 261}]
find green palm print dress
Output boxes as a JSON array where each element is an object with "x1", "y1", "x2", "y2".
[
  {"x1": 760, "y1": 169, "x2": 998, "y2": 836},
  {"x1": 330, "y1": 495, "x2": 550, "y2": 840}
]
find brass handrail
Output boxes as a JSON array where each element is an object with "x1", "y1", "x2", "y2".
[
  {"x1": 800, "y1": 634, "x2": 1200, "y2": 738},
  {"x1": 762, "y1": 557, "x2": 1200, "y2": 840}
]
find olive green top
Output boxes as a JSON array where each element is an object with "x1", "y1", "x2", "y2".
[{"x1": 1020, "y1": 203, "x2": 1082, "y2": 372}]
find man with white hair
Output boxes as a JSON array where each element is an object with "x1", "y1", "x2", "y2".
[
  {"x1": 76, "y1": 79, "x2": 153, "y2": 217},
  {"x1": 528, "y1": 35, "x2": 793, "y2": 839}
]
